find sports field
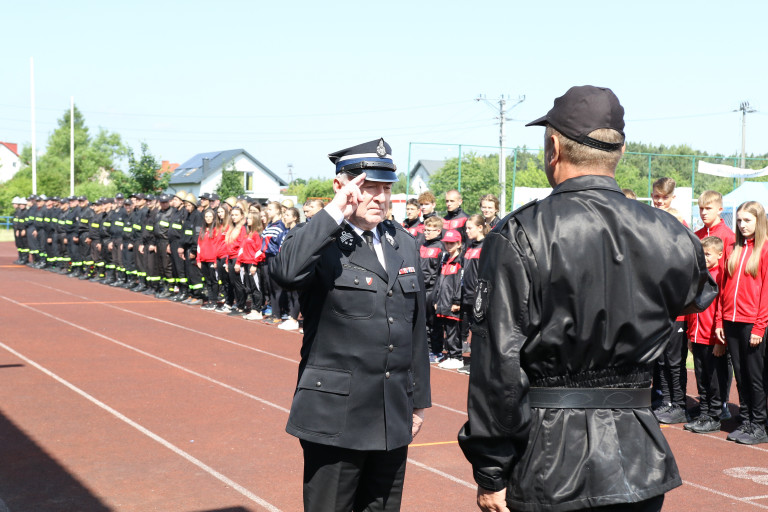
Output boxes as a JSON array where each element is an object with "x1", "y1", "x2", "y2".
[{"x1": 1, "y1": 241, "x2": 767, "y2": 511}]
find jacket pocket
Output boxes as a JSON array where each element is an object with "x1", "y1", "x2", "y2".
[
  {"x1": 331, "y1": 271, "x2": 377, "y2": 319},
  {"x1": 289, "y1": 366, "x2": 352, "y2": 437},
  {"x1": 398, "y1": 274, "x2": 421, "y2": 320}
]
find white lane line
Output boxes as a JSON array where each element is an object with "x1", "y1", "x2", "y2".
[
  {"x1": 31, "y1": 282, "x2": 300, "y2": 364},
  {"x1": 32, "y1": 281, "x2": 470, "y2": 416},
  {"x1": 683, "y1": 480, "x2": 768, "y2": 510},
  {"x1": 20, "y1": 283, "x2": 477, "y2": 489},
  {"x1": 0, "y1": 341, "x2": 282, "y2": 512},
  {"x1": 406, "y1": 458, "x2": 475, "y2": 489},
  {"x1": 0, "y1": 294, "x2": 290, "y2": 414}
]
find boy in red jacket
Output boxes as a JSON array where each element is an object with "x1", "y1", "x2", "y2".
[
  {"x1": 684, "y1": 236, "x2": 728, "y2": 433},
  {"x1": 696, "y1": 190, "x2": 735, "y2": 258}
]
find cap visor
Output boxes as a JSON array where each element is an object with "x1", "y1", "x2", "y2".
[
  {"x1": 525, "y1": 115, "x2": 548, "y2": 127},
  {"x1": 358, "y1": 169, "x2": 399, "y2": 183}
]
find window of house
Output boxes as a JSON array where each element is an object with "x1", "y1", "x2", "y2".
[{"x1": 245, "y1": 172, "x2": 253, "y2": 191}]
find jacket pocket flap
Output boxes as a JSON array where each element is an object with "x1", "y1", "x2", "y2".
[
  {"x1": 398, "y1": 274, "x2": 421, "y2": 293},
  {"x1": 297, "y1": 367, "x2": 352, "y2": 395},
  {"x1": 334, "y1": 272, "x2": 376, "y2": 291}
]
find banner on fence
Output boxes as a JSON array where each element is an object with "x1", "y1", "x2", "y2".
[{"x1": 698, "y1": 161, "x2": 768, "y2": 179}]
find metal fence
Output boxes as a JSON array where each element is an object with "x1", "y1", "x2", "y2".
[{"x1": 406, "y1": 142, "x2": 768, "y2": 225}]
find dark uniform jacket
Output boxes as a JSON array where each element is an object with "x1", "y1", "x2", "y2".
[
  {"x1": 458, "y1": 175, "x2": 716, "y2": 511},
  {"x1": 271, "y1": 208, "x2": 431, "y2": 452}
]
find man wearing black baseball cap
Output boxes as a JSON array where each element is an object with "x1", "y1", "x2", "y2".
[
  {"x1": 271, "y1": 138, "x2": 431, "y2": 511},
  {"x1": 458, "y1": 86, "x2": 716, "y2": 512}
]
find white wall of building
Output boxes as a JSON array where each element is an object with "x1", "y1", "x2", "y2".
[{"x1": 0, "y1": 145, "x2": 21, "y2": 183}]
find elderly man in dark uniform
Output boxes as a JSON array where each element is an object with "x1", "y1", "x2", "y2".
[
  {"x1": 271, "y1": 138, "x2": 431, "y2": 512},
  {"x1": 458, "y1": 86, "x2": 716, "y2": 512}
]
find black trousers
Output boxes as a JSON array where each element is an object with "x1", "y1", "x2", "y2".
[
  {"x1": 242, "y1": 263, "x2": 263, "y2": 312},
  {"x1": 658, "y1": 320, "x2": 687, "y2": 407},
  {"x1": 425, "y1": 290, "x2": 442, "y2": 355},
  {"x1": 227, "y1": 259, "x2": 246, "y2": 309},
  {"x1": 691, "y1": 342, "x2": 728, "y2": 417},
  {"x1": 184, "y1": 250, "x2": 204, "y2": 296},
  {"x1": 156, "y1": 240, "x2": 173, "y2": 284},
  {"x1": 217, "y1": 257, "x2": 231, "y2": 305},
  {"x1": 170, "y1": 239, "x2": 186, "y2": 286},
  {"x1": 724, "y1": 321, "x2": 767, "y2": 425},
  {"x1": 200, "y1": 261, "x2": 219, "y2": 303},
  {"x1": 301, "y1": 440, "x2": 407, "y2": 512},
  {"x1": 438, "y1": 316, "x2": 461, "y2": 359}
]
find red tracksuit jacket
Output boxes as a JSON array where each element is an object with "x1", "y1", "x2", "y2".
[
  {"x1": 686, "y1": 265, "x2": 721, "y2": 345},
  {"x1": 716, "y1": 238, "x2": 768, "y2": 336},
  {"x1": 197, "y1": 227, "x2": 223, "y2": 263}
]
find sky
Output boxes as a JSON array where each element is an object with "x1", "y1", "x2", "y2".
[{"x1": 2, "y1": 0, "x2": 768, "y2": 184}]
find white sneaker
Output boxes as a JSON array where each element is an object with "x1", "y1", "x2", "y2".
[
  {"x1": 243, "y1": 311, "x2": 263, "y2": 321},
  {"x1": 438, "y1": 358, "x2": 464, "y2": 369},
  {"x1": 278, "y1": 318, "x2": 300, "y2": 331}
]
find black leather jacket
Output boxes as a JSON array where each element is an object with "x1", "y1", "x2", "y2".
[{"x1": 458, "y1": 175, "x2": 716, "y2": 511}]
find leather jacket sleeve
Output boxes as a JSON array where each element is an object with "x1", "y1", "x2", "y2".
[{"x1": 457, "y1": 222, "x2": 534, "y2": 492}]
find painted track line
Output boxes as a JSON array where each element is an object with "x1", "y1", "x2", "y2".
[
  {"x1": 22, "y1": 283, "x2": 478, "y2": 489},
  {"x1": 0, "y1": 294, "x2": 290, "y2": 414},
  {"x1": 0, "y1": 341, "x2": 282, "y2": 512},
  {"x1": 32, "y1": 281, "x2": 470, "y2": 416},
  {"x1": 682, "y1": 480, "x2": 768, "y2": 510}
]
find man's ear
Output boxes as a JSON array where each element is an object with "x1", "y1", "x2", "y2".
[{"x1": 548, "y1": 134, "x2": 561, "y2": 167}]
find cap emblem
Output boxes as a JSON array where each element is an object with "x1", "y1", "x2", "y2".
[{"x1": 376, "y1": 139, "x2": 387, "y2": 158}]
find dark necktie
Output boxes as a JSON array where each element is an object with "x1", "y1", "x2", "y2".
[{"x1": 363, "y1": 230, "x2": 375, "y2": 252}]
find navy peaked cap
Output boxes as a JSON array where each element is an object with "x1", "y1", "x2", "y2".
[{"x1": 328, "y1": 138, "x2": 398, "y2": 182}]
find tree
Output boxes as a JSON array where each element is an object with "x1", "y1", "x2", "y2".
[
  {"x1": 284, "y1": 177, "x2": 334, "y2": 204},
  {"x1": 113, "y1": 142, "x2": 166, "y2": 194},
  {"x1": 0, "y1": 105, "x2": 126, "y2": 214},
  {"x1": 215, "y1": 160, "x2": 245, "y2": 199}
]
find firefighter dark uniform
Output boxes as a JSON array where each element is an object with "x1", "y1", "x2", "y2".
[
  {"x1": 12, "y1": 198, "x2": 29, "y2": 264},
  {"x1": 271, "y1": 138, "x2": 431, "y2": 512},
  {"x1": 108, "y1": 195, "x2": 128, "y2": 285},
  {"x1": 153, "y1": 195, "x2": 174, "y2": 297},
  {"x1": 180, "y1": 193, "x2": 205, "y2": 303},
  {"x1": 132, "y1": 195, "x2": 152, "y2": 291},
  {"x1": 168, "y1": 193, "x2": 189, "y2": 301},
  {"x1": 76, "y1": 198, "x2": 94, "y2": 278},
  {"x1": 119, "y1": 200, "x2": 138, "y2": 288},
  {"x1": 25, "y1": 196, "x2": 40, "y2": 265},
  {"x1": 62, "y1": 197, "x2": 80, "y2": 274},
  {"x1": 458, "y1": 86, "x2": 717, "y2": 512}
]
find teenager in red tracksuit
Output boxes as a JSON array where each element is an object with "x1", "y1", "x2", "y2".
[
  {"x1": 684, "y1": 236, "x2": 728, "y2": 434},
  {"x1": 215, "y1": 206, "x2": 231, "y2": 312},
  {"x1": 695, "y1": 190, "x2": 736, "y2": 415},
  {"x1": 458, "y1": 214, "x2": 488, "y2": 374},
  {"x1": 434, "y1": 229, "x2": 463, "y2": 370},
  {"x1": 197, "y1": 208, "x2": 223, "y2": 310},
  {"x1": 653, "y1": 208, "x2": 692, "y2": 425},
  {"x1": 715, "y1": 201, "x2": 768, "y2": 445},
  {"x1": 239, "y1": 212, "x2": 264, "y2": 320},
  {"x1": 420, "y1": 216, "x2": 446, "y2": 362},
  {"x1": 402, "y1": 198, "x2": 424, "y2": 238},
  {"x1": 223, "y1": 205, "x2": 247, "y2": 315}
]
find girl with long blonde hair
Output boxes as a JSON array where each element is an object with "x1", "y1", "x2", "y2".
[{"x1": 716, "y1": 200, "x2": 768, "y2": 445}]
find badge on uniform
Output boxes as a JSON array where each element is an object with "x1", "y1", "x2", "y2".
[
  {"x1": 338, "y1": 230, "x2": 355, "y2": 251},
  {"x1": 385, "y1": 232, "x2": 396, "y2": 247},
  {"x1": 366, "y1": 277, "x2": 373, "y2": 285},
  {"x1": 398, "y1": 267, "x2": 416, "y2": 275}
]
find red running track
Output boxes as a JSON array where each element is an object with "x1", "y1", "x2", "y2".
[{"x1": 1, "y1": 242, "x2": 768, "y2": 511}]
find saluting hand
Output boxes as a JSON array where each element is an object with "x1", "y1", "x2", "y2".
[{"x1": 330, "y1": 172, "x2": 366, "y2": 220}]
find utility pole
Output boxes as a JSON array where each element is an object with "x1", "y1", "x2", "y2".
[
  {"x1": 287, "y1": 163, "x2": 294, "y2": 183},
  {"x1": 736, "y1": 101, "x2": 756, "y2": 170},
  {"x1": 477, "y1": 94, "x2": 525, "y2": 216}
]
